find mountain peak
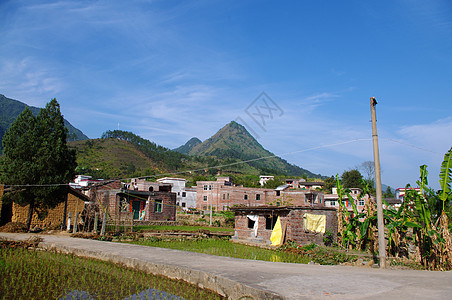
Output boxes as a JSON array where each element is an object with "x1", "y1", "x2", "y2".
[{"x1": 173, "y1": 137, "x2": 202, "y2": 154}]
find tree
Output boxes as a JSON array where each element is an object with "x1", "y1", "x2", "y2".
[
  {"x1": 383, "y1": 186, "x2": 394, "y2": 198},
  {"x1": 341, "y1": 169, "x2": 363, "y2": 188},
  {"x1": 322, "y1": 176, "x2": 335, "y2": 193},
  {"x1": 0, "y1": 99, "x2": 77, "y2": 231}
]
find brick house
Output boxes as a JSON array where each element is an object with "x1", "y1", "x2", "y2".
[
  {"x1": 231, "y1": 206, "x2": 337, "y2": 246},
  {"x1": 196, "y1": 177, "x2": 325, "y2": 212},
  {"x1": 87, "y1": 179, "x2": 176, "y2": 222},
  {"x1": 116, "y1": 186, "x2": 176, "y2": 221},
  {"x1": 0, "y1": 185, "x2": 90, "y2": 229}
]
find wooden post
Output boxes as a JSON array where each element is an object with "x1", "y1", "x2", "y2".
[
  {"x1": 93, "y1": 212, "x2": 99, "y2": 233},
  {"x1": 67, "y1": 212, "x2": 72, "y2": 232},
  {"x1": 73, "y1": 213, "x2": 79, "y2": 233},
  {"x1": 100, "y1": 211, "x2": 107, "y2": 236},
  {"x1": 61, "y1": 191, "x2": 68, "y2": 231},
  {"x1": 370, "y1": 97, "x2": 387, "y2": 269}
]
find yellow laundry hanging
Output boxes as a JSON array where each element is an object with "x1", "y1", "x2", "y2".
[
  {"x1": 303, "y1": 213, "x2": 326, "y2": 233},
  {"x1": 270, "y1": 216, "x2": 283, "y2": 246}
]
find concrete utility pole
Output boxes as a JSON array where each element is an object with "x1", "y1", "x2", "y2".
[{"x1": 370, "y1": 97, "x2": 387, "y2": 269}]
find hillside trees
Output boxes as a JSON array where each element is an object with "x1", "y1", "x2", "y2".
[{"x1": 0, "y1": 99, "x2": 77, "y2": 231}]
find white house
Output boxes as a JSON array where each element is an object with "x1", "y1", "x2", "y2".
[{"x1": 157, "y1": 177, "x2": 197, "y2": 209}]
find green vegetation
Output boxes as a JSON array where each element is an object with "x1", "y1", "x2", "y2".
[
  {"x1": 187, "y1": 121, "x2": 320, "y2": 178},
  {"x1": 341, "y1": 169, "x2": 363, "y2": 189},
  {"x1": 0, "y1": 239, "x2": 223, "y2": 299},
  {"x1": 71, "y1": 126, "x2": 322, "y2": 182},
  {"x1": 133, "y1": 225, "x2": 234, "y2": 232},
  {"x1": 0, "y1": 94, "x2": 87, "y2": 153},
  {"x1": 126, "y1": 238, "x2": 356, "y2": 265},
  {"x1": 335, "y1": 147, "x2": 452, "y2": 270},
  {"x1": 0, "y1": 99, "x2": 77, "y2": 231}
]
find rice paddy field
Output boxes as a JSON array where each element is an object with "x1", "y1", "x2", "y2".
[
  {"x1": 132, "y1": 225, "x2": 234, "y2": 233},
  {"x1": 0, "y1": 239, "x2": 225, "y2": 300},
  {"x1": 126, "y1": 238, "x2": 355, "y2": 265}
]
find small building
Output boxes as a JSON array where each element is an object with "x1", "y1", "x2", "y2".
[
  {"x1": 0, "y1": 185, "x2": 90, "y2": 229},
  {"x1": 259, "y1": 175, "x2": 274, "y2": 186},
  {"x1": 157, "y1": 177, "x2": 197, "y2": 209},
  {"x1": 87, "y1": 179, "x2": 177, "y2": 222},
  {"x1": 324, "y1": 187, "x2": 372, "y2": 214},
  {"x1": 395, "y1": 187, "x2": 421, "y2": 201},
  {"x1": 116, "y1": 185, "x2": 176, "y2": 221},
  {"x1": 231, "y1": 206, "x2": 337, "y2": 246}
]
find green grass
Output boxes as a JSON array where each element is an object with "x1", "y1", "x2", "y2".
[
  {"x1": 133, "y1": 225, "x2": 234, "y2": 232},
  {"x1": 0, "y1": 240, "x2": 224, "y2": 300},
  {"x1": 125, "y1": 238, "x2": 355, "y2": 265}
]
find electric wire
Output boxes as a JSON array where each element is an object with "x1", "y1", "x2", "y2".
[{"x1": 1, "y1": 137, "x2": 442, "y2": 188}]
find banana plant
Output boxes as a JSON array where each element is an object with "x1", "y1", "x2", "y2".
[{"x1": 439, "y1": 147, "x2": 452, "y2": 211}]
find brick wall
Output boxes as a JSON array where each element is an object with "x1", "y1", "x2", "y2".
[
  {"x1": 196, "y1": 180, "x2": 326, "y2": 212},
  {"x1": 233, "y1": 207, "x2": 337, "y2": 246},
  {"x1": 146, "y1": 192, "x2": 177, "y2": 221}
]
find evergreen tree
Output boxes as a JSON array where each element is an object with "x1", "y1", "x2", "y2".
[{"x1": 0, "y1": 99, "x2": 77, "y2": 231}]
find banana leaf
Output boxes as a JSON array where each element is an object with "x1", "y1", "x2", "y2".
[{"x1": 439, "y1": 147, "x2": 452, "y2": 209}]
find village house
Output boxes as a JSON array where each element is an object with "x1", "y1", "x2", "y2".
[
  {"x1": 259, "y1": 175, "x2": 274, "y2": 186},
  {"x1": 196, "y1": 177, "x2": 326, "y2": 212},
  {"x1": 284, "y1": 178, "x2": 324, "y2": 190},
  {"x1": 87, "y1": 178, "x2": 177, "y2": 223},
  {"x1": 0, "y1": 184, "x2": 90, "y2": 229},
  {"x1": 231, "y1": 205, "x2": 337, "y2": 246},
  {"x1": 324, "y1": 187, "x2": 373, "y2": 214},
  {"x1": 157, "y1": 177, "x2": 197, "y2": 210},
  {"x1": 395, "y1": 187, "x2": 421, "y2": 201}
]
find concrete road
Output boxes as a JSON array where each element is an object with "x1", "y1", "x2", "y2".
[{"x1": 1, "y1": 232, "x2": 451, "y2": 299}]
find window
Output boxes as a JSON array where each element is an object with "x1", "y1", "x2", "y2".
[
  {"x1": 330, "y1": 200, "x2": 336, "y2": 206},
  {"x1": 203, "y1": 185, "x2": 208, "y2": 191},
  {"x1": 154, "y1": 200, "x2": 162, "y2": 213},
  {"x1": 248, "y1": 218, "x2": 255, "y2": 229},
  {"x1": 181, "y1": 202, "x2": 186, "y2": 207},
  {"x1": 227, "y1": 193, "x2": 229, "y2": 200},
  {"x1": 203, "y1": 206, "x2": 207, "y2": 210},
  {"x1": 276, "y1": 191, "x2": 280, "y2": 196},
  {"x1": 209, "y1": 185, "x2": 212, "y2": 190},
  {"x1": 256, "y1": 194, "x2": 261, "y2": 200},
  {"x1": 244, "y1": 194, "x2": 248, "y2": 200},
  {"x1": 182, "y1": 192, "x2": 186, "y2": 197},
  {"x1": 222, "y1": 193, "x2": 225, "y2": 200},
  {"x1": 359, "y1": 199, "x2": 365, "y2": 206},
  {"x1": 203, "y1": 196, "x2": 207, "y2": 201},
  {"x1": 266, "y1": 216, "x2": 275, "y2": 230},
  {"x1": 177, "y1": 192, "x2": 180, "y2": 196}
]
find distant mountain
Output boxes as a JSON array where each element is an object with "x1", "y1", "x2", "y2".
[
  {"x1": 187, "y1": 121, "x2": 321, "y2": 177},
  {"x1": 0, "y1": 94, "x2": 88, "y2": 151},
  {"x1": 173, "y1": 137, "x2": 202, "y2": 154}
]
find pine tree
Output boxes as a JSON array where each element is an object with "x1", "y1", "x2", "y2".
[{"x1": 0, "y1": 99, "x2": 77, "y2": 230}]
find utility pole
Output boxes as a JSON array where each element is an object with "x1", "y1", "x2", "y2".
[{"x1": 370, "y1": 97, "x2": 386, "y2": 268}]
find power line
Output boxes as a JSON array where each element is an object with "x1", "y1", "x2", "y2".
[{"x1": 1, "y1": 137, "x2": 441, "y2": 188}]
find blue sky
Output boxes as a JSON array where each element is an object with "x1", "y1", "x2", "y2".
[{"x1": 1, "y1": 0, "x2": 451, "y2": 189}]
